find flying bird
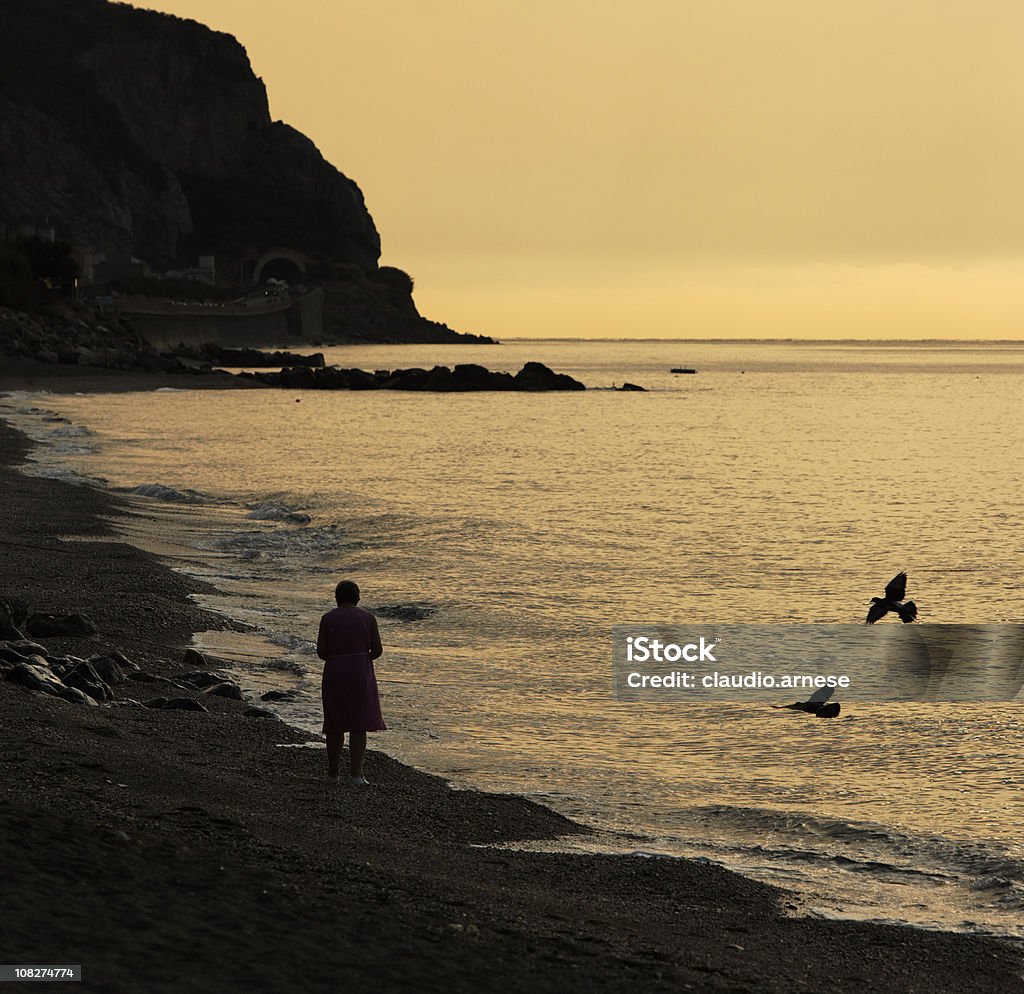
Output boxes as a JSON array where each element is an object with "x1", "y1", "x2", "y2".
[{"x1": 866, "y1": 571, "x2": 917, "y2": 624}]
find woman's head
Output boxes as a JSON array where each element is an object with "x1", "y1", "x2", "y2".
[{"x1": 335, "y1": 579, "x2": 360, "y2": 605}]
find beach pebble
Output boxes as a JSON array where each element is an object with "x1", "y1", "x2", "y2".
[{"x1": 25, "y1": 612, "x2": 98, "y2": 638}]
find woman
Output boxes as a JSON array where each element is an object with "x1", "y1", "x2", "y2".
[{"x1": 316, "y1": 579, "x2": 385, "y2": 786}]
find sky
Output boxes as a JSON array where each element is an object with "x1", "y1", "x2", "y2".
[{"x1": 138, "y1": 0, "x2": 1024, "y2": 339}]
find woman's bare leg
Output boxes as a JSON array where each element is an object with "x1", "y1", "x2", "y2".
[
  {"x1": 326, "y1": 730, "x2": 344, "y2": 778},
  {"x1": 349, "y1": 731, "x2": 367, "y2": 779}
]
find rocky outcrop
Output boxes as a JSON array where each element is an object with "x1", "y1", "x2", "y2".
[
  {"x1": 0, "y1": 0, "x2": 379, "y2": 271},
  {"x1": 200, "y1": 346, "x2": 325, "y2": 369},
  {"x1": 240, "y1": 361, "x2": 586, "y2": 392}
]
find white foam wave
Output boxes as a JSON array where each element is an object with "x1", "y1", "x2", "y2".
[
  {"x1": 130, "y1": 482, "x2": 217, "y2": 504},
  {"x1": 49, "y1": 425, "x2": 96, "y2": 438},
  {"x1": 246, "y1": 503, "x2": 312, "y2": 524}
]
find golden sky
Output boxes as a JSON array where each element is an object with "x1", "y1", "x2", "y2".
[{"x1": 139, "y1": 0, "x2": 1024, "y2": 339}]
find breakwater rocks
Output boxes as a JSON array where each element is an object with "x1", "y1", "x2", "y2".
[
  {"x1": 240, "y1": 361, "x2": 586, "y2": 392},
  {"x1": 202, "y1": 346, "x2": 325, "y2": 368}
]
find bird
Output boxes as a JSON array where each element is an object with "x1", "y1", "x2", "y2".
[
  {"x1": 772, "y1": 685, "x2": 842, "y2": 717},
  {"x1": 866, "y1": 571, "x2": 917, "y2": 624}
]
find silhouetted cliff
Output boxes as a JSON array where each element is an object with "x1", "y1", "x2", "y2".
[{"x1": 0, "y1": 0, "x2": 488, "y2": 343}]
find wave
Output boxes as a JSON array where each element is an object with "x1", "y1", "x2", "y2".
[
  {"x1": 686, "y1": 803, "x2": 1024, "y2": 886},
  {"x1": 245, "y1": 503, "x2": 312, "y2": 525},
  {"x1": 48, "y1": 424, "x2": 96, "y2": 438},
  {"x1": 129, "y1": 482, "x2": 219, "y2": 505},
  {"x1": 211, "y1": 524, "x2": 356, "y2": 560}
]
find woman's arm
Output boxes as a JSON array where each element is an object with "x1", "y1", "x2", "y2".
[
  {"x1": 369, "y1": 615, "x2": 383, "y2": 660},
  {"x1": 316, "y1": 616, "x2": 328, "y2": 660}
]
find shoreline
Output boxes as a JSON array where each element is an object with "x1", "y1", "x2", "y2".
[{"x1": 2, "y1": 416, "x2": 1023, "y2": 992}]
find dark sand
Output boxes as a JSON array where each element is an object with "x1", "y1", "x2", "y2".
[{"x1": 1, "y1": 415, "x2": 1022, "y2": 993}]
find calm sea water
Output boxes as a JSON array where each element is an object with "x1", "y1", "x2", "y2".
[{"x1": 5, "y1": 339, "x2": 1024, "y2": 939}]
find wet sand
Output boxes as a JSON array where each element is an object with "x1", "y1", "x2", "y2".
[{"x1": 1, "y1": 416, "x2": 1022, "y2": 993}]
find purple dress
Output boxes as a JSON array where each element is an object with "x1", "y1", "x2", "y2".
[{"x1": 317, "y1": 606, "x2": 386, "y2": 733}]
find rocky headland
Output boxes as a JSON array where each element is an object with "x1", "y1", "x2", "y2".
[{"x1": 0, "y1": 0, "x2": 491, "y2": 345}]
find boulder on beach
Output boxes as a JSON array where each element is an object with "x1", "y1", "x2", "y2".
[
  {"x1": 179, "y1": 670, "x2": 232, "y2": 689},
  {"x1": 244, "y1": 706, "x2": 278, "y2": 719},
  {"x1": 181, "y1": 648, "x2": 208, "y2": 669},
  {"x1": 260, "y1": 690, "x2": 297, "y2": 702},
  {"x1": 64, "y1": 661, "x2": 113, "y2": 702},
  {"x1": 205, "y1": 681, "x2": 243, "y2": 701},
  {"x1": 0, "y1": 595, "x2": 30, "y2": 640},
  {"x1": 144, "y1": 697, "x2": 209, "y2": 712},
  {"x1": 58, "y1": 686, "x2": 98, "y2": 706},
  {"x1": 6, "y1": 660, "x2": 66, "y2": 696},
  {"x1": 25, "y1": 612, "x2": 98, "y2": 638}
]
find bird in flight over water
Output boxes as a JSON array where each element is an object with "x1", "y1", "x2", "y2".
[{"x1": 866, "y1": 571, "x2": 918, "y2": 624}]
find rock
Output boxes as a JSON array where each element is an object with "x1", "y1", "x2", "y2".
[
  {"x1": 108, "y1": 650, "x2": 140, "y2": 673},
  {"x1": 88, "y1": 654, "x2": 128, "y2": 685},
  {"x1": 372, "y1": 604, "x2": 436, "y2": 622},
  {"x1": 617, "y1": 382, "x2": 646, "y2": 391},
  {"x1": 205, "y1": 681, "x2": 243, "y2": 700},
  {"x1": 181, "y1": 648, "x2": 207, "y2": 669},
  {"x1": 144, "y1": 697, "x2": 208, "y2": 712},
  {"x1": 244, "y1": 706, "x2": 277, "y2": 719},
  {"x1": 127, "y1": 671, "x2": 161, "y2": 683},
  {"x1": 24, "y1": 613, "x2": 98, "y2": 638},
  {"x1": 6, "y1": 660, "x2": 66, "y2": 696},
  {"x1": 260, "y1": 690, "x2": 296, "y2": 702},
  {"x1": 0, "y1": 595, "x2": 29, "y2": 639},
  {"x1": 58, "y1": 686, "x2": 98, "y2": 706},
  {"x1": 514, "y1": 362, "x2": 586, "y2": 392},
  {"x1": 64, "y1": 661, "x2": 113, "y2": 702},
  {"x1": 179, "y1": 670, "x2": 230, "y2": 689},
  {"x1": 0, "y1": 648, "x2": 29, "y2": 665},
  {"x1": 203, "y1": 346, "x2": 325, "y2": 368},
  {"x1": 4, "y1": 640, "x2": 50, "y2": 658},
  {"x1": 0, "y1": 595, "x2": 30, "y2": 629},
  {"x1": 35, "y1": 350, "x2": 59, "y2": 364}
]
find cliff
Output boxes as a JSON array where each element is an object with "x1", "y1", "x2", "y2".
[{"x1": 0, "y1": 0, "x2": 487, "y2": 343}]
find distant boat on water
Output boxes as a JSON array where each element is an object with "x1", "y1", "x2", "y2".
[{"x1": 670, "y1": 367, "x2": 697, "y2": 374}]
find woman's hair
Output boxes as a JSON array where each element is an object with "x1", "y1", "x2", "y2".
[{"x1": 335, "y1": 579, "x2": 360, "y2": 605}]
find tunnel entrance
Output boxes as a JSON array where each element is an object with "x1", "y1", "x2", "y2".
[{"x1": 254, "y1": 256, "x2": 305, "y2": 285}]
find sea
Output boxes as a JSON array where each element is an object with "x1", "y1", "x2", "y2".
[{"x1": 3, "y1": 338, "x2": 1023, "y2": 941}]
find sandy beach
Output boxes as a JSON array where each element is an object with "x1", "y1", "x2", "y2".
[{"x1": 2, "y1": 412, "x2": 1023, "y2": 993}]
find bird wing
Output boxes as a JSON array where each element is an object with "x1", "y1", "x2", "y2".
[
  {"x1": 806, "y1": 685, "x2": 835, "y2": 704},
  {"x1": 898, "y1": 600, "x2": 918, "y2": 623},
  {"x1": 884, "y1": 571, "x2": 907, "y2": 601},
  {"x1": 866, "y1": 602, "x2": 888, "y2": 624}
]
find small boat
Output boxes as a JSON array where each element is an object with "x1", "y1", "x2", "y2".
[{"x1": 670, "y1": 367, "x2": 697, "y2": 374}]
